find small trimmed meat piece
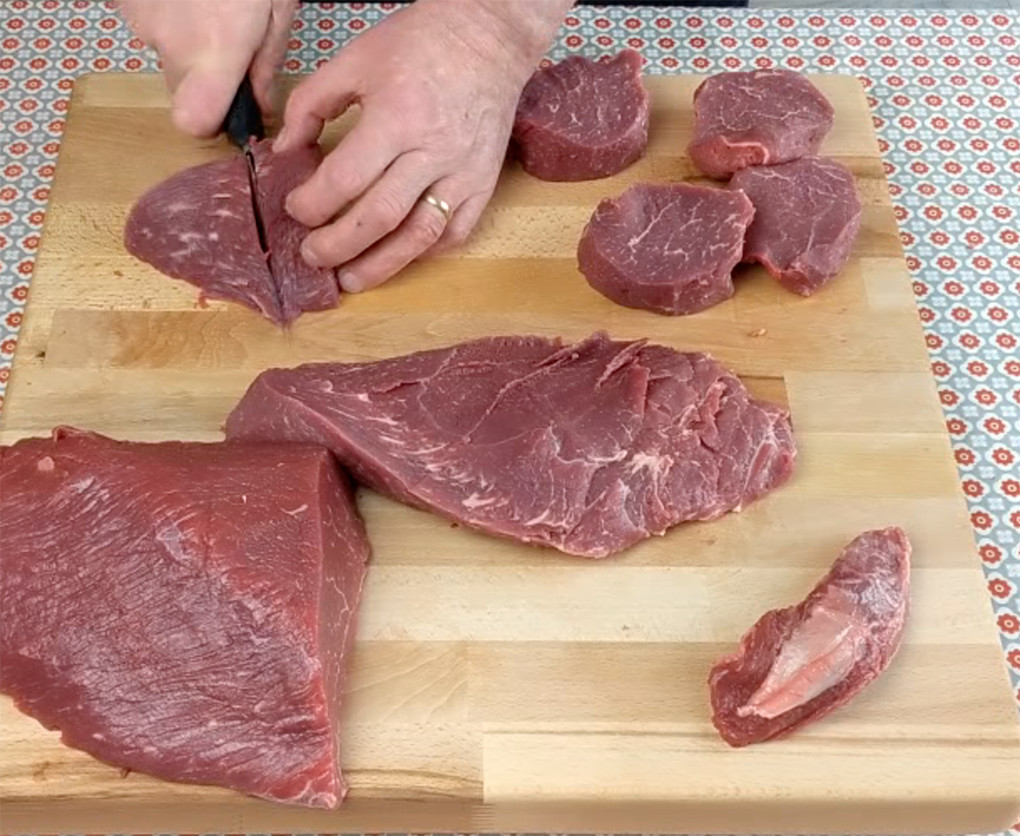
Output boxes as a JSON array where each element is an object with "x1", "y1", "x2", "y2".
[
  {"x1": 729, "y1": 156, "x2": 862, "y2": 296},
  {"x1": 689, "y1": 70, "x2": 835, "y2": 179},
  {"x1": 577, "y1": 183, "x2": 754, "y2": 315},
  {"x1": 513, "y1": 50, "x2": 650, "y2": 181},
  {"x1": 710, "y1": 527, "x2": 911, "y2": 747}
]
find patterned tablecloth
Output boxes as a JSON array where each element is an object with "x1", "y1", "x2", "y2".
[{"x1": 1, "y1": 1, "x2": 1019, "y2": 833}]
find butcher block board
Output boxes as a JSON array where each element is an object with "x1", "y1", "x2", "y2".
[{"x1": 2, "y1": 72, "x2": 1018, "y2": 836}]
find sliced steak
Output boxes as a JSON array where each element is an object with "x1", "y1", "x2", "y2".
[
  {"x1": 251, "y1": 139, "x2": 339, "y2": 321},
  {"x1": 513, "y1": 50, "x2": 650, "y2": 181},
  {"x1": 226, "y1": 333, "x2": 796, "y2": 558},
  {"x1": 709, "y1": 527, "x2": 911, "y2": 747},
  {"x1": 689, "y1": 70, "x2": 835, "y2": 179},
  {"x1": 124, "y1": 153, "x2": 281, "y2": 320},
  {"x1": 729, "y1": 156, "x2": 862, "y2": 296},
  {"x1": 0, "y1": 428, "x2": 369, "y2": 808},
  {"x1": 577, "y1": 183, "x2": 754, "y2": 315},
  {"x1": 124, "y1": 141, "x2": 338, "y2": 326}
]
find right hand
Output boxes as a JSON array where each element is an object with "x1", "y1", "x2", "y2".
[{"x1": 116, "y1": 0, "x2": 298, "y2": 137}]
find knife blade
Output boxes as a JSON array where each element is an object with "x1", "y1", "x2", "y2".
[{"x1": 222, "y1": 75, "x2": 269, "y2": 254}]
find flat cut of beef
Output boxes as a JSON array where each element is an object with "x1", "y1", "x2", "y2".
[
  {"x1": 0, "y1": 428, "x2": 369, "y2": 808},
  {"x1": 124, "y1": 140, "x2": 338, "y2": 326},
  {"x1": 251, "y1": 140, "x2": 339, "y2": 321},
  {"x1": 577, "y1": 183, "x2": 755, "y2": 315},
  {"x1": 513, "y1": 50, "x2": 650, "y2": 181},
  {"x1": 689, "y1": 70, "x2": 835, "y2": 179},
  {"x1": 709, "y1": 527, "x2": 911, "y2": 747},
  {"x1": 225, "y1": 333, "x2": 796, "y2": 558},
  {"x1": 124, "y1": 153, "x2": 280, "y2": 319},
  {"x1": 729, "y1": 156, "x2": 862, "y2": 296}
]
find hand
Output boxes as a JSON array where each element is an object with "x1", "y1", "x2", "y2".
[
  {"x1": 117, "y1": 0, "x2": 298, "y2": 137},
  {"x1": 276, "y1": 0, "x2": 570, "y2": 292}
]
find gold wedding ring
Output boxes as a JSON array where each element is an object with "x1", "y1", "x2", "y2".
[{"x1": 421, "y1": 192, "x2": 452, "y2": 223}]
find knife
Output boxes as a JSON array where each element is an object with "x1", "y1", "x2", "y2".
[{"x1": 222, "y1": 75, "x2": 269, "y2": 253}]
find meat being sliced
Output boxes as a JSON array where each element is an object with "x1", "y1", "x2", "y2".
[
  {"x1": 0, "y1": 428, "x2": 369, "y2": 808},
  {"x1": 729, "y1": 156, "x2": 862, "y2": 296},
  {"x1": 709, "y1": 527, "x2": 911, "y2": 747},
  {"x1": 577, "y1": 183, "x2": 755, "y2": 315},
  {"x1": 689, "y1": 70, "x2": 835, "y2": 179},
  {"x1": 226, "y1": 333, "x2": 796, "y2": 558},
  {"x1": 124, "y1": 141, "x2": 338, "y2": 326},
  {"x1": 123, "y1": 153, "x2": 280, "y2": 320},
  {"x1": 250, "y1": 139, "x2": 339, "y2": 321},
  {"x1": 513, "y1": 50, "x2": 650, "y2": 181}
]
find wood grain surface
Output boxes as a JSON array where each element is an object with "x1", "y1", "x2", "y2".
[{"x1": 1, "y1": 73, "x2": 1018, "y2": 835}]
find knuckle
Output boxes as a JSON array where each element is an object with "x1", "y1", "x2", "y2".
[
  {"x1": 323, "y1": 160, "x2": 365, "y2": 200},
  {"x1": 445, "y1": 224, "x2": 471, "y2": 247},
  {"x1": 368, "y1": 191, "x2": 409, "y2": 233},
  {"x1": 407, "y1": 211, "x2": 447, "y2": 249},
  {"x1": 282, "y1": 85, "x2": 308, "y2": 120}
]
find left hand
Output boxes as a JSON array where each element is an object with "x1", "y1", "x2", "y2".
[{"x1": 275, "y1": 0, "x2": 551, "y2": 292}]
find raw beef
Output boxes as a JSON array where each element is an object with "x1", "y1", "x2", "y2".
[
  {"x1": 689, "y1": 70, "x2": 835, "y2": 179},
  {"x1": 577, "y1": 183, "x2": 755, "y2": 315},
  {"x1": 251, "y1": 140, "x2": 339, "y2": 321},
  {"x1": 513, "y1": 50, "x2": 650, "y2": 181},
  {"x1": 123, "y1": 153, "x2": 279, "y2": 319},
  {"x1": 124, "y1": 140, "x2": 338, "y2": 326},
  {"x1": 729, "y1": 156, "x2": 862, "y2": 296},
  {"x1": 225, "y1": 333, "x2": 796, "y2": 558},
  {"x1": 0, "y1": 428, "x2": 369, "y2": 808},
  {"x1": 709, "y1": 527, "x2": 911, "y2": 747}
]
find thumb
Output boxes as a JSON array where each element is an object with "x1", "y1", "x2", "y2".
[{"x1": 170, "y1": 56, "x2": 251, "y2": 138}]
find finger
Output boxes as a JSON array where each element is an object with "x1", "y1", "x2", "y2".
[
  {"x1": 337, "y1": 190, "x2": 459, "y2": 293},
  {"x1": 250, "y1": 0, "x2": 298, "y2": 116},
  {"x1": 300, "y1": 152, "x2": 439, "y2": 269},
  {"x1": 284, "y1": 113, "x2": 404, "y2": 228},
  {"x1": 171, "y1": 55, "x2": 252, "y2": 137},
  {"x1": 275, "y1": 52, "x2": 360, "y2": 151},
  {"x1": 428, "y1": 190, "x2": 492, "y2": 256}
]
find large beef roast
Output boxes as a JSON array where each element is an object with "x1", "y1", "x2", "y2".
[
  {"x1": 0, "y1": 428, "x2": 368, "y2": 807},
  {"x1": 226, "y1": 333, "x2": 796, "y2": 558}
]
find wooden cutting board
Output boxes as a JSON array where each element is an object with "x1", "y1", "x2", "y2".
[{"x1": 1, "y1": 72, "x2": 1018, "y2": 835}]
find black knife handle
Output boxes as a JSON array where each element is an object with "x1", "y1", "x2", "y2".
[{"x1": 222, "y1": 75, "x2": 264, "y2": 148}]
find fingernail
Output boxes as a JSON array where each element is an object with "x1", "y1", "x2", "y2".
[
  {"x1": 338, "y1": 270, "x2": 363, "y2": 293},
  {"x1": 284, "y1": 191, "x2": 297, "y2": 218},
  {"x1": 301, "y1": 240, "x2": 323, "y2": 268}
]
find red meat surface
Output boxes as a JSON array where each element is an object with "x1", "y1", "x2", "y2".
[
  {"x1": 513, "y1": 50, "x2": 650, "y2": 181},
  {"x1": 710, "y1": 527, "x2": 911, "y2": 746},
  {"x1": 0, "y1": 428, "x2": 369, "y2": 807},
  {"x1": 689, "y1": 70, "x2": 834, "y2": 179},
  {"x1": 226, "y1": 332, "x2": 796, "y2": 558},
  {"x1": 730, "y1": 156, "x2": 862, "y2": 296},
  {"x1": 577, "y1": 183, "x2": 754, "y2": 315}
]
